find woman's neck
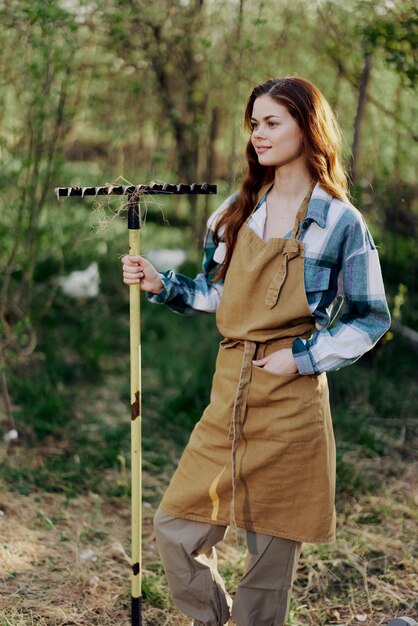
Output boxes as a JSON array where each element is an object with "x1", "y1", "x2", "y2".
[{"x1": 272, "y1": 161, "x2": 313, "y2": 200}]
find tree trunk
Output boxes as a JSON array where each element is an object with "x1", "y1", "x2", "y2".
[
  {"x1": 350, "y1": 52, "x2": 372, "y2": 185},
  {"x1": 202, "y1": 105, "x2": 222, "y2": 236},
  {"x1": 393, "y1": 78, "x2": 403, "y2": 181},
  {"x1": 227, "y1": 0, "x2": 245, "y2": 192}
]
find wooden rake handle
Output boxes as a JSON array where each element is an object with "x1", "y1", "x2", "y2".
[{"x1": 128, "y1": 195, "x2": 142, "y2": 626}]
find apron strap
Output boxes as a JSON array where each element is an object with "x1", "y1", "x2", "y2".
[
  {"x1": 263, "y1": 181, "x2": 315, "y2": 310},
  {"x1": 255, "y1": 182, "x2": 274, "y2": 209},
  {"x1": 265, "y1": 244, "x2": 301, "y2": 309},
  {"x1": 228, "y1": 339, "x2": 257, "y2": 545},
  {"x1": 291, "y1": 180, "x2": 316, "y2": 239}
]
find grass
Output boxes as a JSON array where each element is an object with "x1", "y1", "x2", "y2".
[
  {"x1": 0, "y1": 233, "x2": 417, "y2": 625},
  {"x1": 0, "y1": 465, "x2": 416, "y2": 625}
]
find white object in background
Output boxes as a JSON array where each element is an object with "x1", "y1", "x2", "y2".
[
  {"x1": 146, "y1": 249, "x2": 186, "y2": 271},
  {"x1": 3, "y1": 429, "x2": 18, "y2": 443},
  {"x1": 59, "y1": 262, "x2": 100, "y2": 299}
]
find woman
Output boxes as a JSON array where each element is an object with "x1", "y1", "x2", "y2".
[{"x1": 122, "y1": 77, "x2": 391, "y2": 626}]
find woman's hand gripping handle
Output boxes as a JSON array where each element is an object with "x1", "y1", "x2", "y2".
[{"x1": 121, "y1": 255, "x2": 164, "y2": 295}]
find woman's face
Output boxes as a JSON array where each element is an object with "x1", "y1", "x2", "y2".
[{"x1": 250, "y1": 95, "x2": 304, "y2": 168}]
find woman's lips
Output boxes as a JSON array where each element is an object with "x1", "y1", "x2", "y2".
[{"x1": 255, "y1": 146, "x2": 271, "y2": 154}]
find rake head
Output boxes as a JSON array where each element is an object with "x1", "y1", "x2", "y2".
[{"x1": 55, "y1": 182, "x2": 217, "y2": 199}]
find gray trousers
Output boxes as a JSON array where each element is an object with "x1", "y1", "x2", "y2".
[{"x1": 154, "y1": 508, "x2": 302, "y2": 626}]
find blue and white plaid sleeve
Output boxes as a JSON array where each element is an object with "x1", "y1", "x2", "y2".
[
  {"x1": 292, "y1": 209, "x2": 391, "y2": 374},
  {"x1": 146, "y1": 194, "x2": 237, "y2": 314}
]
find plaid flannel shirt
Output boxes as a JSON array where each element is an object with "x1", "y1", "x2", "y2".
[{"x1": 147, "y1": 183, "x2": 391, "y2": 374}]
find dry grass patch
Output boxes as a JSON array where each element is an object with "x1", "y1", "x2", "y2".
[
  {"x1": 0, "y1": 489, "x2": 182, "y2": 625},
  {"x1": 1, "y1": 475, "x2": 416, "y2": 626},
  {"x1": 0, "y1": 377, "x2": 417, "y2": 625}
]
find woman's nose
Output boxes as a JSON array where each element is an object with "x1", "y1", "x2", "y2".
[{"x1": 253, "y1": 125, "x2": 266, "y2": 139}]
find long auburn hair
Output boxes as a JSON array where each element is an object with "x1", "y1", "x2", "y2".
[{"x1": 213, "y1": 76, "x2": 349, "y2": 280}]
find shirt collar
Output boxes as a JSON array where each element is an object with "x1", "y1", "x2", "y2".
[{"x1": 304, "y1": 183, "x2": 333, "y2": 229}]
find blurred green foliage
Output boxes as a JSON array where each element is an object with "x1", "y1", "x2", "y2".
[{"x1": 0, "y1": 0, "x2": 417, "y2": 504}]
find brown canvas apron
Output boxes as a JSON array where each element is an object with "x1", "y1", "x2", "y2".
[{"x1": 160, "y1": 186, "x2": 336, "y2": 544}]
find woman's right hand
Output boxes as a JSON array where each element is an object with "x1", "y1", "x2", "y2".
[{"x1": 121, "y1": 255, "x2": 164, "y2": 294}]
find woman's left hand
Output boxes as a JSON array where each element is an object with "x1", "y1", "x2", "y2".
[{"x1": 252, "y1": 348, "x2": 298, "y2": 374}]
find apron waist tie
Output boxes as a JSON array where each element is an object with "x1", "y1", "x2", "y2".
[{"x1": 228, "y1": 340, "x2": 257, "y2": 545}]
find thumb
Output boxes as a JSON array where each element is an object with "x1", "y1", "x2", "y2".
[{"x1": 252, "y1": 356, "x2": 269, "y2": 366}]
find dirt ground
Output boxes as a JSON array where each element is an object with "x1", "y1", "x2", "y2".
[
  {"x1": 1, "y1": 457, "x2": 417, "y2": 626},
  {"x1": 1, "y1": 374, "x2": 417, "y2": 626}
]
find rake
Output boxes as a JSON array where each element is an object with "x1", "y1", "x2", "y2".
[{"x1": 55, "y1": 182, "x2": 217, "y2": 626}]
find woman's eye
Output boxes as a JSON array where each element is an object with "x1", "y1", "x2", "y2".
[{"x1": 268, "y1": 122, "x2": 278, "y2": 128}]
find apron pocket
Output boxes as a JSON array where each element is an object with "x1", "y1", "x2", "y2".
[{"x1": 245, "y1": 365, "x2": 325, "y2": 443}]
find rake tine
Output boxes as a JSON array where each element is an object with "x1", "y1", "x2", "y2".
[{"x1": 55, "y1": 183, "x2": 217, "y2": 199}]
